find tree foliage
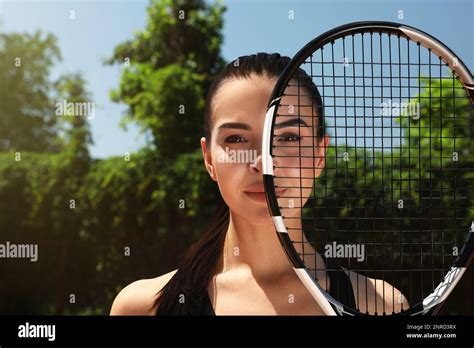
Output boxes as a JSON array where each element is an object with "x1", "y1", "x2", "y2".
[
  {"x1": 0, "y1": 0, "x2": 226, "y2": 315},
  {"x1": 0, "y1": 31, "x2": 62, "y2": 152},
  {"x1": 107, "y1": 0, "x2": 226, "y2": 160}
]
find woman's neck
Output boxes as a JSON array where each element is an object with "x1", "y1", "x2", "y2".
[{"x1": 218, "y1": 211, "x2": 296, "y2": 282}]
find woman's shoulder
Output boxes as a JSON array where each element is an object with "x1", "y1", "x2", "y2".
[{"x1": 110, "y1": 269, "x2": 178, "y2": 315}]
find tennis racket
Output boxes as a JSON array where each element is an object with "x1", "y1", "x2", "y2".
[{"x1": 262, "y1": 21, "x2": 474, "y2": 315}]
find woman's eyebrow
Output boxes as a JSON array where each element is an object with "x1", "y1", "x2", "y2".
[
  {"x1": 217, "y1": 122, "x2": 252, "y2": 131},
  {"x1": 274, "y1": 118, "x2": 308, "y2": 129}
]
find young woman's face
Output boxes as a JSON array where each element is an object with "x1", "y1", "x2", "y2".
[{"x1": 201, "y1": 75, "x2": 328, "y2": 224}]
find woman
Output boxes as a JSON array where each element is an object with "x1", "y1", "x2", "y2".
[{"x1": 110, "y1": 53, "x2": 408, "y2": 315}]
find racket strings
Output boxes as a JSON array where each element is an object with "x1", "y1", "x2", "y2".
[{"x1": 271, "y1": 30, "x2": 473, "y2": 313}]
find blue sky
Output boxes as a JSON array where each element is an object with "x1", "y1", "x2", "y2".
[{"x1": 1, "y1": 0, "x2": 473, "y2": 158}]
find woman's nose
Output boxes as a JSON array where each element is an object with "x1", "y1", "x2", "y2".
[{"x1": 250, "y1": 154, "x2": 263, "y2": 173}]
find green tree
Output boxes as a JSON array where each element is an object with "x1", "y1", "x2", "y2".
[
  {"x1": 0, "y1": 31, "x2": 62, "y2": 152},
  {"x1": 0, "y1": 70, "x2": 94, "y2": 314},
  {"x1": 106, "y1": 0, "x2": 226, "y2": 160},
  {"x1": 53, "y1": 73, "x2": 93, "y2": 167},
  {"x1": 1, "y1": 0, "x2": 227, "y2": 314}
]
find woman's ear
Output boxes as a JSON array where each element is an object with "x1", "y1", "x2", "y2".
[{"x1": 200, "y1": 137, "x2": 217, "y2": 181}]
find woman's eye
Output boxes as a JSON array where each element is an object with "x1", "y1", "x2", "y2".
[
  {"x1": 276, "y1": 134, "x2": 301, "y2": 142},
  {"x1": 224, "y1": 135, "x2": 247, "y2": 143}
]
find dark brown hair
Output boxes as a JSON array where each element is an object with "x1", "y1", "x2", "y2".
[{"x1": 154, "y1": 52, "x2": 325, "y2": 314}]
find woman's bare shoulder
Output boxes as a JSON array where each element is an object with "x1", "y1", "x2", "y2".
[{"x1": 110, "y1": 269, "x2": 178, "y2": 315}]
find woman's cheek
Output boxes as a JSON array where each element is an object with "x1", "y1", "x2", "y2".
[
  {"x1": 214, "y1": 161, "x2": 244, "y2": 206},
  {"x1": 274, "y1": 156, "x2": 314, "y2": 213}
]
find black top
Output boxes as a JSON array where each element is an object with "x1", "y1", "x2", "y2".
[
  {"x1": 321, "y1": 256, "x2": 357, "y2": 310},
  {"x1": 156, "y1": 258, "x2": 356, "y2": 315}
]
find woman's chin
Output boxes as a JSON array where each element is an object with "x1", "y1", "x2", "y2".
[{"x1": 241, "y1": 207, "x2": 274, "y2": 222}]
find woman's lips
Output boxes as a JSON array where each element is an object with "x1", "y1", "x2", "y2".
[
  {"x1": 244, "y1": 191, "x2": 267, "y2": 203},
  {"x1": 244, "y1": 189, "x2": 287, "y2": 203}
]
